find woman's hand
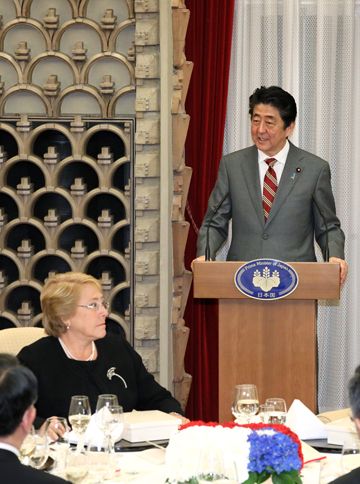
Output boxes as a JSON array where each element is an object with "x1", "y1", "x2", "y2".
[
  {"x1": 170, "y1": 412, "x2": 190, "y2": 425},
  {"x1": 40, "y1": 416, "x2": 67, "y2": 442}
]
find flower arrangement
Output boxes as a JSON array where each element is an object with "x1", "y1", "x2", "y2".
[{"x1": 165, "y1": 421, "x2": 303, "y2": 484}]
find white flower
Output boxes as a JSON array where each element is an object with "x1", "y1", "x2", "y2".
[{"x1": 165, "y1": 425, "x2": 251, "y2": 483}]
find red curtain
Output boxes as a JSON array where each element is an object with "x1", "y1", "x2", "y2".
[{"x1": 184, "y1": 0, "x2": 235, "y2": 421}]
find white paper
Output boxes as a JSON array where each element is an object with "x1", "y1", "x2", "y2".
[{"x1": 286, "y1": 399, "x2": 327, "y2": 440}]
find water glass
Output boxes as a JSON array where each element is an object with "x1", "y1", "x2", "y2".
[
  {"x1": 96, "y1": 394, "x2": 119, "y2": 452},
  {"x1": 258, "y1": 403, "x2": 275, "y2": 424},
  {"x1": 265, "y1": 397, "x2": 287, "y2": 424},
  {"x1": 231, "y1": 384, "x2": 259, "y2": 422},
  {"x1": 341, "y1": 435, "x2": 360, "y2": 474}
]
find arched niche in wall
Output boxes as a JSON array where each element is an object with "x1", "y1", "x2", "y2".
[
  {"x1": 1, "y1": 89, "x2": 49, "y2": 115},
  {"x1": 27, "y1": 1, "x2": 74, "y2": 24},
  {"x1": 5, "y1": 283, "x2": 42, "y2": 317},
  {"x1": 85, "y1": 193, "x2": 127, "y2": 224},
  {"x1": 0, "y1": 128, "x2": 19, "y2": 159},
  {"x1": 32, "y1": 255, "x2": 73, "y2": 283},
  {"x1": 57, "y1": 223, "x2": 100, "y2": 255},
  {"x1": 27, "y1": 53, "x2": 77, "y2": 88},
  {"x1": 32, "y1": 192, "x2": 73, "y2": 224},
  {"x1": 57, "y1": 160, "x2": 99, "y2": 192},
  {"x1": 111, "y1": 88, "x2": 135, "y2": 116},
  {"x1": 0, "y1": 254, "x2": 20, "y2": 285},
  {"x1": 0, "y1": 192, "x2": 19, "y2": 221},
  {"x1": 57, "y1": 88, "x2": 104, "y2": 116},
  {"x1": 1, "y1": 20, "x2": 50, "y2": 56},
  {"x1": 0, "y1": 56, "x2": 20, "y2": 87},
  {"x1": 86, "y1": 255, "x2": 127, "y2": 284},
  {"x1": 111, "y1": 21, "x2": 135, "y2": 56},
  {"x1": 5, "y1": 159, "x2": 46, "y2": 192},
  {"x1": 80, "y1": 0, "x2": 133, "y2": 24},
  {"x1": 32, "y1": 128, "x2": 73, "y2": 160},
  {"x1": 5, "y1": 222, "x2": 47, "y2": 253},
  {"x1": 54, "y1": 19, "x2": 106, "y2": 56},
  {"x1": 85, "y1": 129, "x2": 126, "y2": 161},
  {"x1": 0, "y1": 0, "x2": 17, "y2": 24},
  {"x1": 111, "y1": 223, "x2": 131, "y2": 254}
]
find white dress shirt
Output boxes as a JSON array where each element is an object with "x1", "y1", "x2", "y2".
[
  {"x1": 258, "y1": 140, "x2": 290, "y2": 191},
  {"x1": 0, "y1": 441, "x2": 19, "y2": 457}
]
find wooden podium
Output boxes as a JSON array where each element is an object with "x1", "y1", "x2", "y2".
[{"x1": 193, "y1": 261, "x2": 340, "y2": 422}]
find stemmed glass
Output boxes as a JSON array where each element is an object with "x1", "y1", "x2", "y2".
[
  {"x1": 19, "y1": 425, "x2": 36, "y2": 465},
  {"x1": 265, "y1": 397, "x2": 287, "y2": 424},
  {"x1": 341, "y1": 435, "x2": 360, "y2": 474},
  {"x1": 20, "y1": 426, "x2": 48, "y2": 469},
  {"x1": 68, "y1": 395, "x2": 91, "y2": 454},
  {"x1": 231, "y1": 384, "x2": 259, "y2": 422},
  {"x1": 95, "y1": 394, "x2": 119, "y2": 453},
  {"x1": 106, "y1": 405, "x2": 124, "y2": 453},
  {"x1": 29, "y1": 430, "x2": 48, "y2": 469},
  {"x1": 45, "y1": 416, "x2": 70, "y2": 472}
]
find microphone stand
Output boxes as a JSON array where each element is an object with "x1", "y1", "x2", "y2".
[
  {"x1": 312, "y1": 197, "x2": 329, "y2": 262},
  {"x1": 204, "y1": 192, "x2": 229, "y2": 261}
]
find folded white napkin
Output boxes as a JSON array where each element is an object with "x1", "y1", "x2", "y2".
[
  {"x1": 68, "y1": 408, "x2": 123, "y2": 447},
  {"x1": 286, "y1": 399, "x2": 327, "y2": 440}
]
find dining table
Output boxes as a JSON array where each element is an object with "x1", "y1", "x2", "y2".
[{"x1": 46, "y1": 441, "x2": 354, "y2": 484}]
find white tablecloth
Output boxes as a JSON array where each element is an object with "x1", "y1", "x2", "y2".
[{"x1": 51, "y1": 446, "x2": 350, "y2": 483}]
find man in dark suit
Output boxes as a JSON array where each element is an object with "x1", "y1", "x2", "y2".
[
  {"x1": 196, "y1": 86, "x2": 348, "y2": 284},
  {"x1": 331, "y1": 367, "x2": 360, "y2": 483},
  {"x1": 0, "y1": 353, "x2": 69, "y2": 483}
]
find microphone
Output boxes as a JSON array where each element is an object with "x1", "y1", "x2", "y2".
[
  {"x1": 205, "y1": 192, "x2": 229, "y2": 261},
  {"x1": 106, "y1": 367, "x2": 128, "y2": 388},
  {"x1": 312, "y1": 197, "x2": 329, "y2": 262}
]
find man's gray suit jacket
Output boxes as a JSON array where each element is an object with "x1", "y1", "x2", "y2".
[{"x1": 197, "y1": 142, "x2": 345, "y2": 262}]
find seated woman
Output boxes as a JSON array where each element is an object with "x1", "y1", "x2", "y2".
[{"x1": 18, "y1": 272, "x2": 185, "y2": 428}]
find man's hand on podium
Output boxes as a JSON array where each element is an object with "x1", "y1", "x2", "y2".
[
  {"x1": 329, "y1": 257, "x2": 348, "y2": 285},
  {"x1": 191, "y1": 255, "x2": 205, "y2": 271}
]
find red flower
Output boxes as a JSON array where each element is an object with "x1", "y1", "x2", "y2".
[{"x1": 178, "y1": 420, "x2": 304, "y2": 468}]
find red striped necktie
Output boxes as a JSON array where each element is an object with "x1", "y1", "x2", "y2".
[{"x1": 263, "y1": 158, "x2": 277, "y2": 220}]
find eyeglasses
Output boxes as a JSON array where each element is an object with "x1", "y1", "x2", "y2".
[{"x1": 77, "y1": 301, "x2": 109, "y2": 311}]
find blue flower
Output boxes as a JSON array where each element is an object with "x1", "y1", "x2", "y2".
[{"x1": 248, "y1": 431, "x2": 302, "y2": 475}]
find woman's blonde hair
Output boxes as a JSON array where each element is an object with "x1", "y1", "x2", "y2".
[{"x1": 41, "y1": 272, "x2": 102, "y2": 337}]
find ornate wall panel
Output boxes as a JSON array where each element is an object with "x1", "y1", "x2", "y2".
[
  {"x1": 0, "y1": 0, "x2": 135, "y2": 338},
  {"x1": 0, "y1": 0, "x2": 192, "y2": 408}
]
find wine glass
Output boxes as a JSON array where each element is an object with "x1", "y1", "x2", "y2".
[
  {"x1": 341, "y1": 435, "x2": 360, "y2": 474},
  {"x1": 95, "y1": 394, "x2": 119, "y2": 453},
  {"x1": 231, "y1": 384, "x2": 259, "y2": 422},
  {"x1": 28, "y1": 430, "x2": 48, "y2": 469},
  {"x1": 45, "y1": 417, "x2": 70, "y2": 472},
  {"x1": 65, "y1": 448, "x2": 88, "y2": 483},
  {"x1": 265, "y1": 397, "x2": 287, "y2": 424},
  {"x1": 68, "y1": 395, "x2": 91, "y2": 454},
  {"x1": 19, "y1": 425, "x2": 36, "y2": 465}
]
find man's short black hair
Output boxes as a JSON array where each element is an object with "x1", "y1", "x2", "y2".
[
  {"x1": 249, "y1": 86, "x2": 297, "y2": 128},
  {"x1": 0, "y1": 354, "x2": 38, "y2": 436},
  {"x1": 0, "y1": 353, "x2": 20, "y2": 369},
  {"x1": 349, "y1": 365, "x2": 360, "y2": 419}
]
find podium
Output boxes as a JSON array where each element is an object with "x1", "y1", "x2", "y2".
[{"x1": 193, "y1": 261, "x2": 340, "y2": 422}]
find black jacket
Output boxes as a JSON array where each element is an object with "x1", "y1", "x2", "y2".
[
  {"x1": 0, "y1": 449, "x2": 70, "y2": 484},
  {"x1": 18, "y1": 334, "x2": 183, "y2": 422}
]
